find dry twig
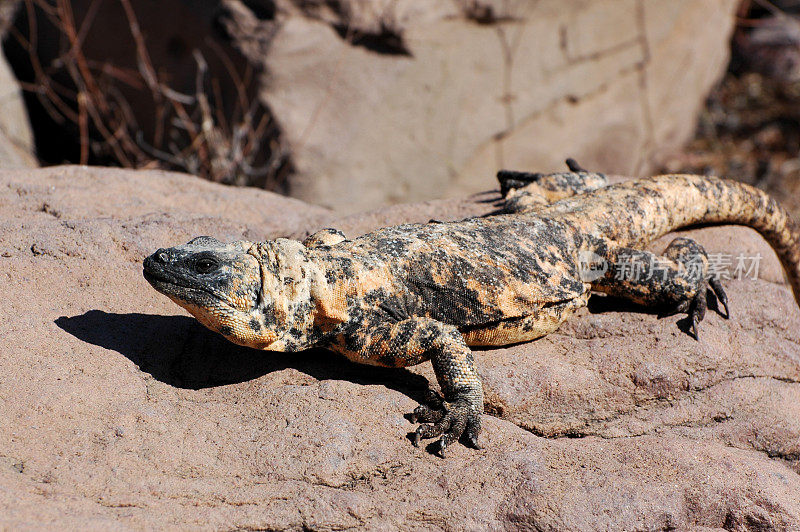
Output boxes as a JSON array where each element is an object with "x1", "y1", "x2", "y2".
[{"x1": 12, "y1": 0, "x2": 289, "y2": 188}]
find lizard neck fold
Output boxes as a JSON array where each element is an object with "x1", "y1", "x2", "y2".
[{"x1": 247, "y1": 239, "x2": 331, "y2": 351}]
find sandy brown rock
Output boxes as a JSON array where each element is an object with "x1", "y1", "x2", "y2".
[
  {"x1": 2, "y1": 166, "x2": 800, "y2": 529},
  {"x1": 238, "y1": 0, "x2": 741, "y2": 211},
  {"x1": 0, "y1": 43, "x2": 35, "y2": 169},
  {"x1": 3, "y1": 0, "x2": 739, "y2": 211}
]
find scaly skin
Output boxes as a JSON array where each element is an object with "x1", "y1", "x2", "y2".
[{"x1": 143, "y1": 161, "x2": 800, "y2": 456}]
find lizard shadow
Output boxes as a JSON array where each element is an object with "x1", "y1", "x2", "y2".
[
  {"x1": 586, "y1": 290, "x2": 726, "y2": 338},
  {"x1": 54, "y1": 310, "x2": 431, "y2": 403}
]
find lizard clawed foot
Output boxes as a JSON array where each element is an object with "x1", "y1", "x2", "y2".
[
  {"x1": 409, "y1": 389, "x2": 445, "y2": 424},
  {"x1": 410, "y1": 391, "x2": 482, "y2": 457},
  {"x1": 674, "y1": 278, "x2": 730, "y2": 340},
  {"x1": 655, "y1": 237, "x2": 730, "y2": 340},
  {"x1": 496, "y1": 170, "x2": 543, "y2": 198},
  {"x1": 708, "y1": 277, "x2": 730, "y2": 319}
]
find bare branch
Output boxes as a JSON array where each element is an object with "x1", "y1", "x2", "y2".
[{"x1": 14, "y1": 0, "x2": 285, "y2": 189}]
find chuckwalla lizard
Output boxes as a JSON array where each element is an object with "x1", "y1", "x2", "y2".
[{"x1": 143, "y1": 160, "x2": 800, "y2": 456}]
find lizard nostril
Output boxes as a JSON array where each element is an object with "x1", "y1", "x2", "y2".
[{"x1": 158, "y1": 251, "x2": 169, "y2": 263}]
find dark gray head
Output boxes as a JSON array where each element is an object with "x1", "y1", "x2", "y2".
[
  {"x1": 143, "y1": 236, "x2": 274, "y2": 347},
  {"x1": 144, "y1": 235, "x2": 326, "y2": 351}
]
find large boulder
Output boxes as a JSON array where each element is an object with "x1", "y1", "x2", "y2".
[
  {"x1": 2, "y1": 166, "x2": 799, "y2": 528},
  {"x1": 0, "y1": 0, "x2": 35, "y2": 169},
  {"x1": 3, "y1": 0, "x2": 740, "y2": 211},
  {"x1": 0, "y1": 53, "x2": 35, "y2": 168},
  {"x1": 238, "y1": 0, "x2": 742, "y2": 211}
]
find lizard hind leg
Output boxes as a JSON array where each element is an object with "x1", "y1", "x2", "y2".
[
  {"x1": 496, "y1": 158, "x2": 591, "y2": 196},
  {"x1": 662, "y1": 237, "x2": 729, "y2": 321},
  {"x1": 498, "y1": 159, "x2": 609, "y2": 214},
  {"x1": 590, "y1": 237, "x2": 729, "y2": 339}
]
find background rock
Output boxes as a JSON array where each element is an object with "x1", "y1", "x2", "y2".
[
  {"x1": 0, "y1": 51, "x2": 35, "y2": 168},
  {"x1": 0, "y1": 0, "x2": 35, "y2": 169},
  {"x1": 243, "y1": 0, "x2": 741, "y2": 211},
  {"x1": 3, "y1": 0, "x2": 269, "y2": 183},
  {"x1": 2, "y1": 166, "x2": 800, "y2": 528},
  {"x1": 3, "y1": 0, "x2": 740, "y2": 211}
]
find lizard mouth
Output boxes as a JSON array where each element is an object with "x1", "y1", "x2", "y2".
[
  {"x1": 142, "y1": 266, "x2": 168, "y2": 286},
  {"x1": 143, "y1": 260, "x2": 181, "y2": 288},
  {"x1": 142, "y1": 259, "x2": 213, "y2": 299}
]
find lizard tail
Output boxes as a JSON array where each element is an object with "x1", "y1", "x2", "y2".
[{"x1": 550, "y1": 174, "x2": 800, "y2": 307}]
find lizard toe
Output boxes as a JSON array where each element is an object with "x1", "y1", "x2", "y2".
[
  {"x1": 708, "y1": 277, "x2": 730, "y2": 318},
  {"x1": 411, "y1": 403, "x2": 444, "y2": 424},
  {"x1": 436, "y1": 408, "x2": 468, "y2": 457},
  {"x1": 414, "y1": 414, "x2": 450, "y2": 447},
  {"x1": 414, "y1": 400, "x2": 480, "y2": 457},
  {"x1": 409, "y1": 389, "x2": 445, "y2": 424},
  {"x1": 463, "y1": 414, "x2": 482, "y2": 449},
  {"x1": 689, "y1": 288, "x2": 707, "y2": 340}
]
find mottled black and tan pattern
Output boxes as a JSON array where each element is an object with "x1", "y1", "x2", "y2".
[
  {"x1": 143, "y1": 162, "x2": 800, "y2": 456},
  {"x1": 303, "y1": 228, "x2": 347, "y2": 249}
]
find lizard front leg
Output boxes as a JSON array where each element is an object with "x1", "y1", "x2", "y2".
[
  {"x1": 411, "y1": 331, "x2": 484, "y2": 456},
  {"x1": 590, "y1": 237, "x2": 729, "y2": 338},
  {"x1": 331, "y1": 316, "x2": 484, "y2": 456}
]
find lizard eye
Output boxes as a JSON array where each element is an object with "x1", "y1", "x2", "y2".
[{"x1": 194, "y1": 257, "x2": 219, "y2": 274}]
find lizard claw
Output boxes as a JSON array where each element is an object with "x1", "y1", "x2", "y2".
[
  {"x1": 410, "y1": 394, "x2": 481, "y2": 456},
  {"x1": 677, "y1": 278, "x2": 728, "y2": 340},
  {"x1": 464, "y1": 432, "x2": 483, "y2": 449},
  {"x1": 565, "y1": 157, "x2": 588, "y2": 172},
  {"x1": 688, "y1": 286, "x2": 707, "y2": 340},
  {"x1": 436, "y1": 439, "x2": 447, "y2": 458},
  {"x1": 708, "y1": 277, "x2": 730, "y2": 319}
]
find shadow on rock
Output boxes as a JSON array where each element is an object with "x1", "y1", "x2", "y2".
[
  {"x1": 586, "y1": 290, "x2": 725, "y2": 339},
  {"x1": 55, "y1": 310, "x2": 429, "y2": 400}
]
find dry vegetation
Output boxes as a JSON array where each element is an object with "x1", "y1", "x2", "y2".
[
  {"x1": 7, "y1": 0, "x2": 800, "y2": 214},
  {"x1": 659, "y1": 0, "x2": 800, "y2": 218},
  {"x1": 8, "y1": 0, "x2": 288, "y2": 188}
]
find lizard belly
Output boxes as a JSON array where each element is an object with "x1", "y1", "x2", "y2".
[{"x1": 460, "y1": 292, "x2": 590, "y2": 346}]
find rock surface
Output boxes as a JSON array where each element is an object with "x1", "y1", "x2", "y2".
[
  {"x1": 0, "y1": 0, "x2": 36, "y2": 169},
  {"x1": 1, "y1": 0, "x2": 740, "y2": 210},
  {"x1": 0, "y1": 53, "x2": 35, "y2": 169},
  {"x1": 238, "y1": 0, "x2": 741, "y2": 211},
  {"x1": 2, "y1": 166, "x2": 800, "y2": 529}
]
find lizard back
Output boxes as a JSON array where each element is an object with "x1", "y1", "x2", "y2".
[{"x1": 317, "y1": 215, "x2": 589, "y2": 336}]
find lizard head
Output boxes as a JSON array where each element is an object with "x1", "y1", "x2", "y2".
[
  {"x1": 143, "y1": 236, "x2": 277, "y2": 349},
  {"x1": 144, "y1": 236, "x2": 322, "y2": 352}
]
